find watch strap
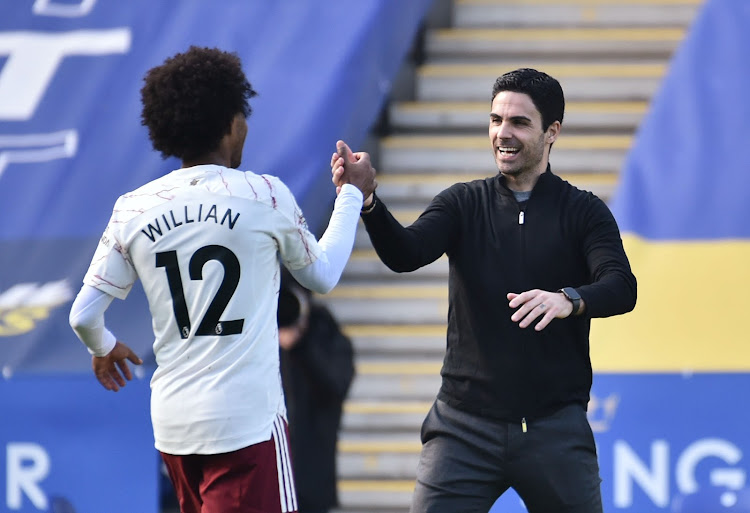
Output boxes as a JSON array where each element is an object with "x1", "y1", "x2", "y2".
[{"x1": 558, "y1": 287, "x2": 581, "y2": 315}]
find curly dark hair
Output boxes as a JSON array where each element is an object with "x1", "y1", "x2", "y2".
[
  {"x1": 140, "y1": 46, "x2": 258, "y2": 161},
  {"x1": 491, "y1": 68, "x2": 564, "y2": 131}
]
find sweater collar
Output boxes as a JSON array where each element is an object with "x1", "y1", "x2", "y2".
[{"x1": 495, "y1": 163, "x2": 553, "y2": 197}]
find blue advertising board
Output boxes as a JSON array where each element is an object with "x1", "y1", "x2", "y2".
[
  {"x1": 0, "y1": 375, "x2": 154, "y2": 513},
  {"x1": 491, "y1": 374, "x2": 750, "y2": 512}
]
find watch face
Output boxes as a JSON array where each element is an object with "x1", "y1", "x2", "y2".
[{"x1": 561, "y1": 288, "x2": 581, "y2": 315}]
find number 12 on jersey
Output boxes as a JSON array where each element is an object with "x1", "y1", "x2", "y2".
[{"x1": 156, "y1": 245, "x2": 244, "y2": 339}]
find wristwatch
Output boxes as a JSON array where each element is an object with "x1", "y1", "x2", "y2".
[{"x1": 558, "y1": 287, "x2": 582, "y2": 315}]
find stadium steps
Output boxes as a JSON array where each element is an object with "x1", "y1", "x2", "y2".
[
  {"x1": 325, "y1": 1, "x2": 699, "y2": 512},
  {"x1": 452, "y1": 0, "x2": 701, "y2": 28},
  {"x1": 380, "y1": 133, "x2": 631, "y2": 173},
  {"x1": 425, "y1": 27, "x2": 685, "y2": 59},
  {"x1": 415, "y1": 61, "x2": 667, "y2": 101},
  {"x1": 390, "y1": 100, "x2": 648, "y2": 132}
]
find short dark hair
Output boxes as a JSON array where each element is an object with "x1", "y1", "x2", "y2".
[
  {"x1": 140, "y1": 46, "x2": 258, "y2": 161},
  {"x1": 491, "y1": 68, "x2": 564, "y2": 131}
]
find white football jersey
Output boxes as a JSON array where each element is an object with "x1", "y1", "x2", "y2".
[{"x1": 84, "y1": 164, "x2": 322, "y2": 454}]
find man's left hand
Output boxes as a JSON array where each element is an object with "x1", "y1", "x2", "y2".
[
  {"x1": 92, "y1": 341, "x2": 142, "y2": 392},
  {"x1": 508, "y1": 289, "x2": 573, "y2": 331}
]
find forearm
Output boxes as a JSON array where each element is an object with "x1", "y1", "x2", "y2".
[
  {"x1": 574, "y1": 197, "x2": 638, "y2": 318},
  {"x1": 361, "y1": 193, "x2": 449, "y2": 272},
  {"x1": 578, "y1": 270, "x2": 637, "y2": 318},
  {"x1": 580, "y1": 221, "x2": 637, "y2": 316},
  {"x1": 69, "y1": 284, "x2": 117, "y2": 356},
  {"x1": 290, "y1": 184, "x2": 362, "y2": 293}
]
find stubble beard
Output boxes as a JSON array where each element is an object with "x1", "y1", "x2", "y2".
[
  {"x1": 495, "y1": 135, "x2": 546, "y2": 183},
  {"x1": 496, "y1": 149, "x2": 542, "y2": 181}
]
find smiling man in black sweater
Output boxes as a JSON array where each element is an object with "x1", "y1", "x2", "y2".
[{"x1": 331, "y1": 68, "x2": 637, "y2": 513}]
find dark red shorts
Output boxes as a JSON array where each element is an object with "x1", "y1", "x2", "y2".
[{"x1": 161, "y1": 416, "x2": 297, "y2": 513}]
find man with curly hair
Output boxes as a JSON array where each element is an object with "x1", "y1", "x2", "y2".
[{"x1": 69, "y1": 46, "x2": 375, "y2": 513}]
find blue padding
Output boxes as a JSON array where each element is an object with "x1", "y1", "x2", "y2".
[
  {"x1": 612, "y1": 0, "x2": 750, "y2": 240},
  {"x1": 489, "y1": 373, "x2": 750, "y2": 512},
  {"x1": 0, "y1": 0, "x2": 432, "y2": 373},
  {"x1": 0, "y1": 374, "x2": 156, "y2": 513}
]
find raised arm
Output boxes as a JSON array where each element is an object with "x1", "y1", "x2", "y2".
[
  {"x1": 278, "y1": 143, "x2": 376, "y2": 293},
  {"x1": 331, "y1": 140, "x2": 457, "y2": 272},
  {"x1": 287, "y1": 183, "x2": 362, "y2": 293}
]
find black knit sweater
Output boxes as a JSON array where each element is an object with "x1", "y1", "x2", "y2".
[{"x1": 361, "y1": 168, "x2": 637, "y2": 422}]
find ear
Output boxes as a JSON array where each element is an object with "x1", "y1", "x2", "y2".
[
  {"x1": 229, "y1": 113, "x2": 244, "y2": 135},
  {"x1": 546, "y1": 121, "x2": 561, "y2": 144}
]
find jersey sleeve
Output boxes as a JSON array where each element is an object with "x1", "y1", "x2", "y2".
[
  {"x1": 82, "y1": 201, "x2": 138, "y2": 299},
  {"x1": 267, "y1": 176, "x2": 323, "y2": 270}
]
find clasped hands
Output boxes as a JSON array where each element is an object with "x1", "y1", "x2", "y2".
[{"x1": 330, "y1": 140, "x2": 377, "y2": 206}]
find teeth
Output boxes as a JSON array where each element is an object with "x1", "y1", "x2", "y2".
[{"x1": 498, "y1": 147, "x2": 519, "y2": 154}]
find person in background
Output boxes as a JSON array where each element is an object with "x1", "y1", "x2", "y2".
[
  {"x1": 69, "y1": 46, "x2": 374, "y2": 513},
  {"x1": 331, "y1": 68, "x2": 637, "y2": 513},
  {"x1": 278, "y1": 270, "x2": 355, "y2": 513}
]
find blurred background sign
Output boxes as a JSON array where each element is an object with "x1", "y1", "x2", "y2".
[
  {"x1": 0, "y1": 375, "x2": 154, "y2": 513},
  {"x1": 594, "y1": 0, "x2": 750, "y2": 510},
  {"x1": 491, "y1": 374, "x2": 750, "y2": 512},
  {"x1": 593, "y1": 0, "x2": 750, "y2": 373}
]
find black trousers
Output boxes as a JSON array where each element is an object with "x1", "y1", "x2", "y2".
[{"x1": 410, "y1": 399, "x2": 603, "y2": 513}]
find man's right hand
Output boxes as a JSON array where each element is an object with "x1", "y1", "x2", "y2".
[{"x1": 331, "y1": 140, "x2": 377, "y2": 203}]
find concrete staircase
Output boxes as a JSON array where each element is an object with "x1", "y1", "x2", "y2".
[{"x1": 325, "y1": 0, "x2": 701, "y2": 511}]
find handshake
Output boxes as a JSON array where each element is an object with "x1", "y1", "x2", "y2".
[{"x1": 330, "y1": 140, "x2": 378, "y2": 208}]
